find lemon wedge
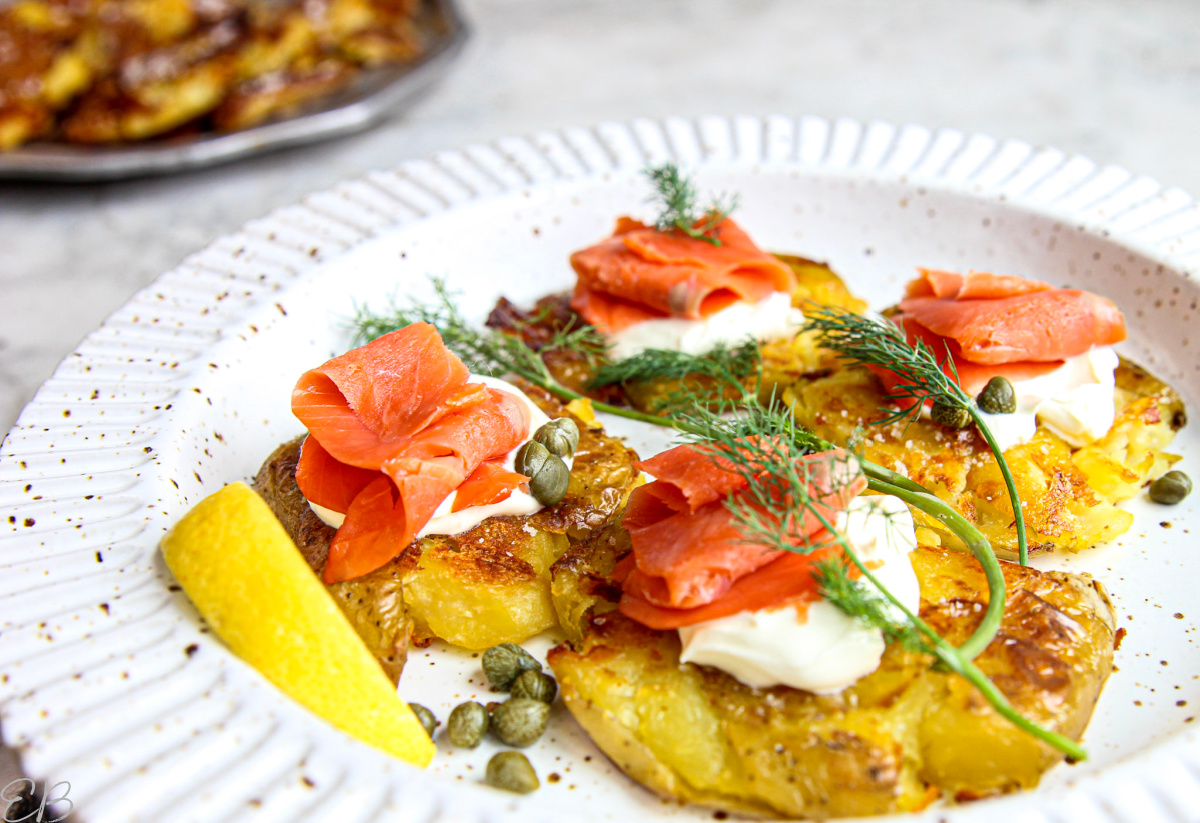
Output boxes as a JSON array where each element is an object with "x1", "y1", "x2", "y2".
[{"x1": 161, "y1": 481, "x2": 435, "y2": 767}]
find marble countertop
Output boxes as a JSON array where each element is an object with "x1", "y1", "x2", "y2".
[{"x1": 3, "y1": 0, "x2": 1200, "y2": 439}]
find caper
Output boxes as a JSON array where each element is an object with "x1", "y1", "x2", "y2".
[
  {"x1": 515, "y1": 440, "x2": 551, "y2": 479},
  {"x1": 408, "y1": 703, "x2": 437, "y2": 738},
  {"x1": 491, "y1": 697, "x2": 550, "y2": 747},
  {"x1": 533, "y1": 418, "x2": 580, "y2": 458},
  {"x1": 976, "y1": 376, "x2": 1017, "y2": 415},
  {"x1": 510, "y1": 669, "x2": 557, "y2": 704},
  {"x1": 486, "y1": 751, "x2": 539, "y2": 794},
  {"x1": 1149, "y1": 470, "x2": 1192, "y2": 505},
  {"x1": 930, "y1": 400, "x2": 971, "y2": 430},
  {"x1": 482, "y1": 642, "x2": 542, "y2": 691},
  {"x1": 446, "y1": 701, "x2": 489, "y2": 748},
  {"x1": 528, "y1": 453, "x2": 569, "y2": 506}
]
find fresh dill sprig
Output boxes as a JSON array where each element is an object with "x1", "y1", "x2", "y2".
[
  {"x1": 804, "y1": 304, "x2": 1031, "y2": 566},
  {"x1": 350, "y1": 280, "x2": 670, "y2": 430},
  {"x1": 812, "y1": 556, "x2": 931, "y2": 654},
  {"x1": 588, "y1": 340, "x2": 761, "y2": 412},
  {"x1": 675, "y1": 401, "x2": 847, "y2": 556},
  {"x1": 351, "y1": 277, "x2": 607, "y2": 382},
  {"x1": 590, "y1": 340, "x2": 760, "y2": 389},
  {"x1": 675, "y1": 400, "x2": 1001, "y2": 658},
  {"x1": 675, "y1": 400, "x2": 828, "y2": 465},
  {"x1": 646, "y1": 163, "x2": 739, "y2": 246},
  {"x1": 802, "y1": 304, "x2": 968, "y2": 426}
]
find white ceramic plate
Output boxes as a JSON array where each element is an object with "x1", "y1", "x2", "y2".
[{"x1": 2, "y1": 115, "x2": 1200, "y2": 823}]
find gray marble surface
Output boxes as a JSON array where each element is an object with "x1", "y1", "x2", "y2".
[{"x1": 1, "y1": 0, "x2": 1199, "y2": 797}]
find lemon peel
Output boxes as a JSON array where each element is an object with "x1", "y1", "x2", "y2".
[{"x1": 161, "y1": 481, "x2": 434, "y2": 767}]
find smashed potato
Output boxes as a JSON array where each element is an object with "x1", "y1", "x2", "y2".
[
  {"x1": 549, "y1": 537, "x2": 1116, "y2": 818},
  {"x1": 783, "y1": 357, "x2": 1184, "y2": 558},
  {"x1": 253, "y1": 383, "x2": 639, "y2": 674},
  {"x1": 0, "y1": 0, "x2": 432, "y2": 149}
]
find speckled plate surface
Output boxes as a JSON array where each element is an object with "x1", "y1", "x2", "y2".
[{"x1": 2, "y1": 115, "x2": 1200, "y2": 822}]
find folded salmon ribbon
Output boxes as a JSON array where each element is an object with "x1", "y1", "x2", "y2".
[
  {"x1": 616, "y1": 443, "x2": 867, "y2": 630},
  {"x1": 292, "y1": 323, "x2": 532, "y2": 583},
  {"x1": 569, "y1": 217, "x2": 797, "y2": 334},
  {"x1": 876, "y1": 269, "x2": 1127, "y2": 397}
]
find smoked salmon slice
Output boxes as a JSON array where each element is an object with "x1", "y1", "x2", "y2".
[
  {"x1": 899, "y1": 290, "x2": 1125, "y2": 365},
  {"x1": 617, "y1": 443, "x2": 866, "y2": 618},
  {"x1": 451, "y1": 459, "x2": 529, "y2": 512},
  {"x1": 617, "y1": 542, "x2": 846, "y2": 630},
  {"x1": 875, "y1": 269, "x2": 1127, "y2": 398},
  {"x1": 569, "y1": 217, "x2": 797, "y2": 334},
  {"x1": 292, "y1": 323, "x2": 531, "y2": 583},
  {"x1": 904, "y1": 268, "x2": 1053, "y2": 300},
  {"x1": 872, "y1": 315, "x2": 1064, "y2": 398}
]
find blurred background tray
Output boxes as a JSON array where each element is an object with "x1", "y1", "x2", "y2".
[{"x1": 0, "y1": 0, "x2": 468, "y2": 182}]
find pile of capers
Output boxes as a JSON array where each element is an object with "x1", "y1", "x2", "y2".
[
  {"x1": 420, "y1": 642, "x2": 558, "y2": 795},
  {"x1": 517, "y1": 417, "x2": 580, "y2": 507},
  {"x1": 930, "y1": 376, "x2": 1019, "y2": 431},
  {"x1": 481, "y1": 643, "x2": 556, "y2": 749}
]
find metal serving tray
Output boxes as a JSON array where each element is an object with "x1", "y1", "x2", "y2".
[{"x1": 0, "y1": 0, "x2": 468, "y2": 182}]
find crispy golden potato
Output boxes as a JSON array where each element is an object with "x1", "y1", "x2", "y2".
[
  {"x1": 397, "y1": 522, "x2": 570, "y2": 650},
  {"x1": 61, "y1": 5, "x2": 247, "y2": 143},
  {"x1": 253, "y1": 384, "x2": 640, "y2": 668},
  {"x1": 783, "y1": 358, "x2": 1185, "y2": 558},
  {"x1": 548, "y1": 543, "x2": 1116, "y2": 819},
  {"x1": 549, "y1": 516, "x2": 629, "y2": 642},
  {"x1": 213, "y1": 59, "x2": 354, "y2": 132},
  {"x1": 0, "y1": 1, "x2": 96, "y2": 149},
  {"x1": 388, "y1": 385, "x2": 639, "y2": 649},
  {"x1": 1, "y1": 0, "x2": 434, "y2": 150},
  {"x1": 253, "y1": 436, "x2": 411, "y2": 684}
]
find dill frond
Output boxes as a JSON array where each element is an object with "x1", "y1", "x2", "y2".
[
  {"x1": 676, "y1": 401, "x2": 859, "y2": 556},
  {"x1": 587, "y1": 340, "x2": 760, "y2": 412},
  {"x1": 804, "y1": 303, "x2": 1031, "y2": 565},
  {"x1": 646, "y1": 163, "x2": 739, "y2": 246},
  {"x1": 812, "y1": 556, "x2": 931, "y2": 654},
  {"x1": 350, "y1": 278, "x2": 556, "y2": 386},
  {"x1": 802, "y1": 304, "x2": 970, "y2": 426},
  {"x1": 590, "y1": 340, "x2": 759, "y2": 389}
]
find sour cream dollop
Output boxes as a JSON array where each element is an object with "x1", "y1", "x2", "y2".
[
  {"x1": 974, "y1": 346, "x2": 1119, "y2": 452},
  {"x1": 677, "y1": 495, "x2": 920, "y2": 694},
  {"x1": 309, "y1": 375, "x2": 564, "y2": 536},
  {"x1": 608, "y1": 291, "x2": 803, "y2": 361}
]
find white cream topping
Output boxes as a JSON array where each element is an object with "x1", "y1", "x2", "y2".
[
  {"x1": 607, "y1": 291, "x2": 803, "y2": 360},
  {"x1": 975, "y1": 346, "x2": 1119, "y2": 452},
  {"x1": 677, "y1": 495, "x2": 920, "y2": 694},
  {"x1": 309, "y1": 500, "x2": 346, "y2": 529},
  {"x1": 308, "y1": 374, "x2": 565, "y2": 536}
]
